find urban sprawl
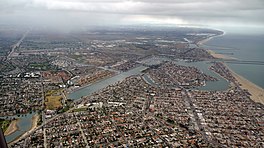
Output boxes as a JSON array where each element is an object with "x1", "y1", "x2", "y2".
[{"x1": 0, "y1": 26, "x2": 263, "y2": 147}]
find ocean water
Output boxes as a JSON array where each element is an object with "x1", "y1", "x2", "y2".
[{"x1": 204, "y1": 33, "x2": 264, "y2": 89}]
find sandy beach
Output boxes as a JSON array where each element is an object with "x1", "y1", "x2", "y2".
[
  {"x1": 210, "y1": 51, "x2": 264, "y2": 104},
  {"x1": 202, "y1": 35, "x2": 264, "y2": 105},
  {"x1": 226, "y1": 65, "x2": 264, "y2": 105},
  {"x1": 197, "y1": 31, "x2": 225, "y2": 46},
  {"x1": 197, "y1": 34, "x2": 236, "y2": 60},
  {"x1": 197, "y1": 36, "x2": 215, "y2": 46},
  {"x1": 4, "y1": 119, "x2": 18, "y2": 136},
  {"x1": 207, "y1": 49, "x2": 236, "y2": 60}
]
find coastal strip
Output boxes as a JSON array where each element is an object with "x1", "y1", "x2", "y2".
[
  {"x1": 197, "y1": 33, "x2": 236, "y2": 60},
  {"x1": 197, "y1": 31, "x2": 225, "y2": 46},
  {"x1": 197, "y1": 35, "x2": 236, "y2": 60},
  {"x1": 210, "y1": 51, "x2": 264, "y2": 104},
  {"x1": 201, "y1": 34, "x2": 264, "y2": 105},
  {"x1": 207, "y1": 49, "x2": 236, "y2": 60},
  {"x1": 197, "y1": 36, "x2": 215, "y2": 46},
  {"x1": 4, "y1": 119, "x2": 18, "y2": 136},
  {"x1": 226, "y1": 64, "x2": 264, "y2": 105}
]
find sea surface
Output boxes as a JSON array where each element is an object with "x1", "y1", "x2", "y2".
[{"x1": 204, "y1": 33, "x2": 264, "y2": 89}]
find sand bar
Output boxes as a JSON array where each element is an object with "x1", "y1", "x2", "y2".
[{"x1": 4, "y1": 119, "x2": 18, "y2": 136}]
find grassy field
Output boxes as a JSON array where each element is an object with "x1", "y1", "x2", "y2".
[
  {"x1": 0, "y1": 119, "x2": 11, "y2": 132},
  {"x1": 45, "y1": 90, "x2": 63, "y2": 110},
  {"x1": 72, "y1": 107, "x2": 87, "y2": 112}
]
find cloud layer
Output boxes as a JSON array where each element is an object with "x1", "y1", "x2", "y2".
[{"x1": 0, "y1": 0, "x2": 263, "y2": 30}]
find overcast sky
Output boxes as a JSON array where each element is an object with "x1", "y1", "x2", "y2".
[{"x1": 0, "y1": 0, "x2": 264, "y2": 32}]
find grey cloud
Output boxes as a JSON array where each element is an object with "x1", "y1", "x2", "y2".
[{"x1": 0, "y1": 0, "x2": 263, "y2": 30}]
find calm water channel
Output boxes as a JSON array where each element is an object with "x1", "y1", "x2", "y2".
[
  {"x1": 1, "y1": 113, "x2": 35, "y2": 143},
  {"x1": 68, "y1": 66, "x2": 149, "y2": 100},
  {"x1": 69, "y1": 58, "x2": 229, "y2": 100}
]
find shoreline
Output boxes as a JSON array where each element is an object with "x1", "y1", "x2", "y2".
[
  {"x1": 197, "y1": 31, "x2": 225, "y2": 46},
  {"x1": 226, "y1": 64, "x2": 264, "y2": 105},
  {"x1": 8, "y1": 114, "x2": 39, "y2": 145},
  {"x1": 201, "y1": 33, "x2": 264, "y2": 105},
  {"x1": 197, "y1": 36, "x2": 215, "y2": 46},
  {"x1": 198, "y1": 34, "x2": 236, "y2": 60},
  {"x1": 4, "y1": 119, "x2": 19, "y2": 136},
  {"x1": 30, "y1": 114, "x2": 39, "y2": 131},
  {"x1": 197, "y1": 33, "x2": 236, "y2": 60},
  {"x1": 207, "y1": 49, "x2": 236, "y2": 60}
]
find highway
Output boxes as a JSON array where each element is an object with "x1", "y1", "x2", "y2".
[{"x1": 7, "y1": 30, "x2": 29, "y2": 60}]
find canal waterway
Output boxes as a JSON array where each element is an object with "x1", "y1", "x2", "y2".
[
  {"x1": 68, "y1": 66, "x2": 148, "y2": 100},
  {"x1": 1, "y1": 113, "x2": 35, "y2": 143},
  {"x1": 69, "y1": 58, "x2": 230, "y2": 100}
]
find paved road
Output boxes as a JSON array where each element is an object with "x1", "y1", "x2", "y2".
[
  {"x1": 41, "y1": 77, "x2": 47, "y2": 148},
  {"x1": 74, "y1": 114, "x2": 89, "y2": 147},
  {"x1": 7, "y1": 30, "x2": 29, "y2": 60}
]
